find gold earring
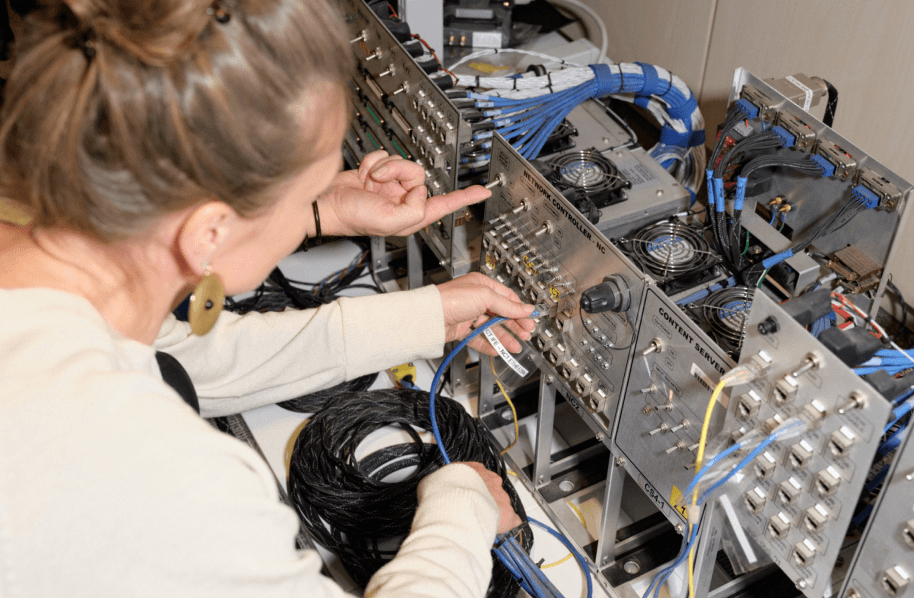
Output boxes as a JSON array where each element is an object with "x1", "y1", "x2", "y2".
[{"x1": 188, "y1": 269, "x2": 225, "y2": 336}]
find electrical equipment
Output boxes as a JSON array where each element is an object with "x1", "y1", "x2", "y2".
[
  {"x1": 480, "y1": 133, "x2": 648, "y2": 434},
  {"x1": 718, "y1": 292, "x2": 892, "y2": 598},
  {"x1": 472, "y1": 67, "x2": 914, "y2": 598},
  {"x1": 727, "y1": 69, "x2": 913, "y2": 308},
  {"x1": 336, "y1": 0, "x2": 479, "y2": 277},
  {"x1": 444, "y1": 0, "x2": 513, "y2": 49},
  {"x1": 841, "y1": 426, "x2": 914, "y2": 598},
  {"x1": 612, "y1": 287, "x2": 737, "y2": 527}
]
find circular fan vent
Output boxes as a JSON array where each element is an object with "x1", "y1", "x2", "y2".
[
  {"x1": 629, "y1": 221, "x2": 717, "y2": 279},
  {"x1": 699, "y1": 286, "x2": 753, "y2": 352},
  {"x1": 551, "y1": 150, "x2": 622, "y2": 193}
]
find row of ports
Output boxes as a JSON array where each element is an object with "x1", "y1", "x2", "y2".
[
  {"x1": 754, "y1": 450, "x2": 843, "y2": 496},
  {"x1": 737, "y1": 86, "x2": 901, "y2": 206}
]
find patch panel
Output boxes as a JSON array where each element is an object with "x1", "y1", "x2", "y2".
[
  {"x1": 720, "y1": 292, "x2": 892, "y2": 598},
  {"x1": 479, "y1": 133, "x2": 648, "y2": 434}
]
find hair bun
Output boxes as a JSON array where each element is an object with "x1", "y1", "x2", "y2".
[{"x1": 63, "y1": 0, "x2": 213, "y2": 66}]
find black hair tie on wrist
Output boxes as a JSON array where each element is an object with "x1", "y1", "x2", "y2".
[
  {"x1": 312, "y1": 201, "x2": 322, "y2": 246},
  {"x1": 299, "y1": 202, "x2": 322, "y2": 252}
]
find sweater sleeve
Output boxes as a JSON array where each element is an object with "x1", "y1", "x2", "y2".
[
  {"x1": 365, "y1": 464, "x2": 499, "y2": 598},
  {"x1": 154, "y1": 285, "x2": 446, "y2": 417}
]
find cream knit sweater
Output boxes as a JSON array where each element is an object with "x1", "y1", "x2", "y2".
[{"x1": 0, "y1": 287, "x2": 498, "y2": 598}]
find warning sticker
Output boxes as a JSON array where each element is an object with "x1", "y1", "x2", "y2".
[
  {"x1": 669, "y1": 485, "x2": 688, "y2": 518},
  {"x1": 616, "y1": 160, "x2": 659, "y2": 191}
]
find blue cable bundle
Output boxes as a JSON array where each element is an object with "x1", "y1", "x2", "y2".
[
  {"x1": 464, "y1": 63, "x2": 703, "y2": 162},
  {"x1": 428, "y1": 315, "x2": 594, "y2": 598},
  {"x1": 643, "y1": 421, "x2": 803, "y2": 598}
]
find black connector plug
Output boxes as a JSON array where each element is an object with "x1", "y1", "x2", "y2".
[
  {"x1": 580, "y1": 275, "x2": 631, "y2": 314},
  {"x1": 818, "y1": 326, "x2": 883, "y2": 368}
]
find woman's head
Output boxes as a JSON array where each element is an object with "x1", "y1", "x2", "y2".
[{"x1": 0, "y1": 0, "x2": 351, "y2": 242}]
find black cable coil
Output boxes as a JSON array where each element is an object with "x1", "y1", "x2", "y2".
[
  {"x1": 276, "y1": 372, "x2": 379, "y2": 413},
  {"x1": 287, "y1": 387, "x2": 532, "y2": 597}
]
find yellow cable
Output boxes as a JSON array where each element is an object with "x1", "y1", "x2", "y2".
[
  {"x1": 567, "y1": 501, "x2": 587, "y2": 527},
  {"x1": 490, "y1": 357, "x2": 519, "y2": 455},
  {"x1": 540, "y1": 503, "x2": 586, "y2": 569},
  {"x1": 687, "y1": 378, "x2": 727, "y2": 598},
  {"x1": 541, "y1": 553, "x2": 574, "y2": 569}
]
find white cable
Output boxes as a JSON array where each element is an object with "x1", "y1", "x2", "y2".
[
  {"x1": 548, "y1": 0, "x2": 608, "y2": 64},
  {"x1": 447, "y1": 48, "x2": 582, "y2": 72}
]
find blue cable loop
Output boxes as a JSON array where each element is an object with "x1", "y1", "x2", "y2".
[
  {"x1": 713, "y1": 178, "x2": 725, "y2": 212},
  {"x1": 762, "y1": 248, "x2": 794, "y2": 270},
  {"x1": 734, "y1": 177, "x2": 748, "y2": 211},
  {"x1": 429, "y1": 311, "x2": 596, "y2": 598},
  {"x1": 645, "y1": 421, "x2": 802, "y2": 598},
  {"x1": 429, "y1": 316, "x2": 508, "y2": 464}
]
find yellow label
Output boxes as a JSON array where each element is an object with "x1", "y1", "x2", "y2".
[
  {"x1": 549, "y1": 285, "x2": 561, "y2": 301},
  {"x1": 521, "y1": 255, "x2": 537, "y2": 273},
  {"x1": 468, "y1": 61, "x2": 510, "y2": 74},
  {"x1": 670, "y1": 485, "x2": 688, "y2": 517},
  {"x1": 485, "y1": 253, "x2": 497, "y2": 271}
]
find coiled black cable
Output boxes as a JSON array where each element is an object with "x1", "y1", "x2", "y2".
[
  {"x1": 287, "y1": 388, "x2": 532, "y2": 597},
  {"x1": 276, "y1": 372, "x2": 379, "y2": 413}
]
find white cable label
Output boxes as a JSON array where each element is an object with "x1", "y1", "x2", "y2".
[
  {"x1": 484, "y1": 328, "x2": 529, "y2": 377},
  {"x1": 786, "y1": 75, "x2": 813, "y2": 112}
]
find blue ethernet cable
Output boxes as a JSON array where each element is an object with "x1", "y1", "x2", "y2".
[{"x1": 428, "y1": 311, "x2": 595, "y2": 598}]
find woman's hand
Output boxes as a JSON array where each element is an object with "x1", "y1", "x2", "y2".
[
  {"x1": 317, "y1": 151, "x2": 491, "y2": 237},
  {"x1": 437, "y1": 272, "x2": 536, "y2": 356},
  {"x1": 459, "y1": 462, "x2": 522, "y2": 535}
]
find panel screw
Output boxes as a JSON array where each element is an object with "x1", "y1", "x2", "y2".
[
  {"x1": 674, "y1": 524, "x2": 684, "y2": 534},
  {"x1": 623, "y1": 560, "x2": 641, "y2": 575},
  {"x1": 545, "y1": 375, "x2": 555, "y2": 384},
  {"x1": 596, "y1": 432, "x2": 605, "y2": 442},
  {"x1": 615, "y1": 457, "x2": 626, "y2": 467}
]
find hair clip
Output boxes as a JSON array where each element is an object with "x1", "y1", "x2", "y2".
[{"x1": 208, "y1": 0, "x2": 231, "y2": 23}]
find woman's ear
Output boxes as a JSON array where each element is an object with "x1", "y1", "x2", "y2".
[{"x1": 176, "y1": 201, "x2": 238, "y2": 276}]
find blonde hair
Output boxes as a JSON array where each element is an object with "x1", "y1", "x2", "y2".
[{"x1": 0, "y1": 0, "x2": 351, "y2": 240}]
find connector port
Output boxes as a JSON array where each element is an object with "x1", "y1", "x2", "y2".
[
  {"x1": 755, "y1": 451, "x2": 778, "y2": 479},
  {"x1": 815, "y1": 467, "x2": 841, "y2": 496},
  {"x1": 777, "y1": 112, "x2": 816, "y2": 149},
  {"x1": 737, "y1": 390, "x2": 762, "y2": 420},
  {"x1": 851, "y1": 184, "x2": 880, "y2": 210},
  {"x1": 767, "y1": 512, "x2": 791, "y2": 541},
  {"x1": 547, "y1": 342, "x2": 567, "y2": 366},
  {"x1": 778, "y1": 477, "x2": 803, "y2": 505},
  {"x1": 774, "y1": 376, "x2": 798, "y2": 404},
  {"x1": 882, "y1": 565, "x2": 911, "y2": 596},
  {"x1": 804, "y1": 504, "x2": 828, "y2": 533},
  {"x1": 788, "y1": 440, "x2": 814, "y2": 469},
  {"x1": 533, "y1": 327, "x2": 558, "y2": 351},
  {"x1": 589, "y1": 386, "x2": 608, "y2": 412},
  {"x1": 815, "y1": 139, "x2": 857, "y2": 180},
  {"x1": 857, "y1": 166, "x2": 902, "y2": 211},
  {"x1": 745, "y1": 487, "x2": 767, "y2": 514},
  {"x1": 828, "y1": 426, "x2": 855, "y2": 457},
  {"x1": 740, "y1": 84, "x2": 777, "y2": 122},
  {"x1": 771, "y1": 125, "x2": 796, "y2": 148},
  {"x1": 574, "y1": 371, "x2": 595, "y2": 395},
  {"x1": 792, "y1": 539, "x2": 817, "y2": 568},
  {"x1": 559, "y1": 357, "x2": 581, "y2": 380},
  {"x1": 904, "y1": 519, "x2": 914, "y2": 549}
]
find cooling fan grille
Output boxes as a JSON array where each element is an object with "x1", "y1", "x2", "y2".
[
  {"x1": 550, "y1": 149, "x2": 625, "y2": 195},
  {"x1": 628, "y1": 221, "x2": 719, "y2": 280},
  {"x1": 697, "y1": 286, "x2": 753, "y2": 354}
]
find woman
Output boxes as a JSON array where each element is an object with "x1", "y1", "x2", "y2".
[{"x1": 0, "y1": 0, "x2": 535, "y2": 596}]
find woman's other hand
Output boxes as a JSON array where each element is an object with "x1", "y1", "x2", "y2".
[{"x1": 437, "y1": 272, "x2": 536, "y2": 356}]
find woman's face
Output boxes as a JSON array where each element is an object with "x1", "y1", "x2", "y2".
[{"x1": 210, "y1": 100, "x2": 347, "y2": 295}]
